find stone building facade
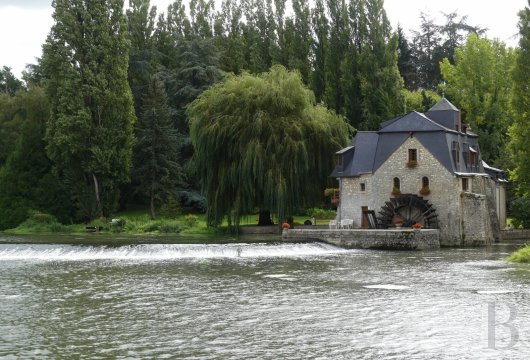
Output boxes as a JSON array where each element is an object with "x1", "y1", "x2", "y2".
[{"x1": 331, "y1": 98, "x2": 507, "y2": 246}]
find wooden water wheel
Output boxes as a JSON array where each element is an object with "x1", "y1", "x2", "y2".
[{"x1": 377, "y1": 194, "x2": 439, "y2": 229}]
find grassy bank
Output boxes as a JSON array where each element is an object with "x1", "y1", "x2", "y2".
[
  {"x1": 506, "y1": 244, "x2": 530, "y2": 263},
  {"x1": 2, "y1": 209, "x2": 333, "y2": 237}
]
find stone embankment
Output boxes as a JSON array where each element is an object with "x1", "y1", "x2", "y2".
[
  {"x1": 500, "y1": 229, "x2": 530, "y2": 243},
  {"x1": 282, "y1": 228, "x2": 440, "y2": 250}
]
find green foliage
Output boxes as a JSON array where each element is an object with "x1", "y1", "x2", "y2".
[
  {"x1": 158, "y1": 222, "x2": 182, "y2": 234},
  {"x1": 188, "y1": 65, "x2": 351, "y2": 227},
  {"x1": 401, "y1": 89, "x2": 441, "y2": 113},
  {"x1": 183, "y1": 214, "x2": 199, "y2": 228},
  {"x1": 506, "y1": 245, "x2": 530, "y2": 263},
  {"x1": 0, "y1": 66, "x2": 24, "y2": 96},
  {"x1": 178, "y1": 190, "x2": 206, "y2": 212},
  {"x1": 510, "y1": 197, "x2": 530, "y2": 229},
  {"x1": 159, "y1": 195, "x2": 182, "y2": 218},
  {"x1": 0, "y1": 87, "x2": 74, "y2": 230},
  {"x1": 0, "y1": 92, "x2": 23, "y2": 166},
  {"x1": 133, "y1": 76, "x2": 184, "y2": 219},
  {"x1": 440, "y1": 34, "x2": 515, "y2": 165},
  {"x1": 42, "y1": 0, "x2": 136, "y2": 219},
  {"x1": 139, "y1": 219, "x2": 181, "y2": 233},
  {"x1": 509, "y1": 2, "x2": 530, "y2": 197},
  {"x1": 305, "y1": 208, "x2": 336, "y2": 219},
  {"x1": 26, "y1": 210, "x2": 57, "y2": 225},
  {"x1": 15, "y1": 210, "x2": 70, "y2": 233},
  {"x1": 410, "y1": 12, "x2": 485, "y2": 90},
  {"x1": 90, "y1": 218, "x2": 110, "y2": 232}
]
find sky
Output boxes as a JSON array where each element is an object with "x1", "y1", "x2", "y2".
[{"x1": 0, "y1": 0, "x2": 527, "y2": 78}]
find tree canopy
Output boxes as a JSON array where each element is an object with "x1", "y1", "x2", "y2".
[
  {"x1": 440, "y1": 34, "x2": 515, "y2": 165},
  {"x1": 188, "y1": 66, "x2": 351, "y2": 227},
  {"x1": 42, "y1": 0, "x2": 136, "y2": 219},
  {"x1": 509, "y1": 0, "x2": 530, "y2": 197}
]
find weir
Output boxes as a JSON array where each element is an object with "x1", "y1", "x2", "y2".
[
  {"x1": 282, "y1": 228, "x2": 441, "y2": 250},
  {"x1": 0, "y1": 242, "x2": 350, "y2": 262}
]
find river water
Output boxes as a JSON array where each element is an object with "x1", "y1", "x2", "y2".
[{"x1": 1, "y1": 236, "x2": 529, "y2": 359}]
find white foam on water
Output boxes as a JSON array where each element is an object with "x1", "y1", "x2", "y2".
[
  {"x1": 476, "y1": 290, "x2": 514, "y2": 294},
  {"x1": 363, "y1": 284, "x2": 410, "y2": 290},
  {"x1": 263, "y1": 274, "x2": 290, "y2": 278},
  {"x1": 0, "y1": 242, "x2": 352, "y2": 262}
]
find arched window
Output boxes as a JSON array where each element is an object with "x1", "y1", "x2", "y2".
[
  {"x1": 392, "y1": 177, "x2": 400, "y2": 194},
  {"x1": 393, "y1": 177, "x2": 400, "y2": 189},
  {"x1": 420, "y1": 176, "x2": 430, "y2": 195}
]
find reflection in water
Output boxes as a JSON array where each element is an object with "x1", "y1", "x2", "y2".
[{"x1": 0, "y1": 241, "x2": 529, "y2": 359}]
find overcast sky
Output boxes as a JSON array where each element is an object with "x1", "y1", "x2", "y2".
[{"x1": 0, "y1": 0, "x2": 527, "y2": 78}]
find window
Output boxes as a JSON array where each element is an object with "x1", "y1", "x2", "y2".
[
  {"x1": 469, "y1": 147, "x2": 478, "y2": 168},
  {"x1": 392, "y1": 177, "x2": 401, "y2": 194},
  {"x1": 360, "y1": 183, "x2": 366, "y2": 191},
  {"x1": 462, "y1": 178, "x2": 469, "y2": 191},
  {"x1": 452, "y1": 141, "x2": 460, "y2": 165},
  {"x1": 407, "y1": 149, "x2": 418, "y2": 168},
  {"x1": 420, "y1": 177, "x2": 430, "y2": 195},
  {"x1": 336, "y1": 155, "x2": 343, "y2": 166},
  {"x1": 408, "y1": 149, "x2": 417, "y2": 161}
]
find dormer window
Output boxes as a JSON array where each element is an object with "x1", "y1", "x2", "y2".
[
  {"x1": 469, "y1": 147, "x2": 478, "y2": 168},
  {"x1": 336, "y1": 154, "x2": 343, "y2": 166},
  {"x1": 452, "y1": 141, "x2": 460, "y2": 166}
]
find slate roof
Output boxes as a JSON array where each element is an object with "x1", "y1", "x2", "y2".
[
  {"x1": 378, "y1": 111, "x2": 456, "y2": 133},
  {"x1": 428, "y1": 97, "x2": 459, "y2": 111},
  {"x1": 331, "y1": 98, "x2": 498, "y2": 178}
]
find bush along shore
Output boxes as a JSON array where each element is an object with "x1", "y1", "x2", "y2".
[
  {"x1": 3, "y1": 210, "x2": 215, "y2": 236},
  {"x1": 2, "y1": 209, "x2": 337, "y2": 237},
  {"x1": 506, "y1": 245, "x2": 530, "y2": 263}
]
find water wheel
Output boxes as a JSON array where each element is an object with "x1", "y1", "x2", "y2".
[{"x1": 377, "y1": 194, "x2": 439, "y2": 229}]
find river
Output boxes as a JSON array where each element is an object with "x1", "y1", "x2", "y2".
[{"x1": 1, "y1": 235, "x2": 529, "y2": 359}]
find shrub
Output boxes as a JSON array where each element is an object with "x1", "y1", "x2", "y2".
[
  {"x1": 158, "y1": 222, "x2": 181, "y2": 234},
  {"x1": 177, "y1": 190, "x2": 206, "y2": 213},
  {"x1": 89, "y1": 217, "x2": 109, "y2": 231},
  {"x1": 183, "y1": 214, "x2": 199, "y2": 228},
  {"x1": 49, "y1": 222, "x2": 71, "y2": 233},
  {"x1": 306, "y1": 208, "x2": 336, "y2": 219},
  {"x1": 510, "y1": 197, "x2": 530, "y2": 229},
  {"x1": 27, "y1": 210, "x2": 57, "y2": 225},
  {"x1": 160, "y1": 195, "x2": 181, "y2": 218},
  {"x1": 506, "y1": 245, "x2": 530, "y2": 263},
  {"x1": 142, "y1": 222, "x2": 162, "y2": 233}
]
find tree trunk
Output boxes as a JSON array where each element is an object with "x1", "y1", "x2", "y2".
[
  {"x1": 92, "y1": 173, "x2": 103, "y2": 218},
  {"x1": 258, "y1": 210, "x2": 273, "y2": 226},
  {"x1": 149, "y1": 192, "x2": 156, "y2": 220}
]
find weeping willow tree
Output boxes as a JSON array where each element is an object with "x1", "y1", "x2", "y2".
[{"x1": 188, "y1": 65, "x2": 351, "y2": 227}]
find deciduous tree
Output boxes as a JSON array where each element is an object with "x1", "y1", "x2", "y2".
[
  {"x1": 509, "y1": 0, "x2": 530, "y2": 196},
  {"x1": 42, "y1": 0, "x2": 136, "y2": 219},
  {"x1": 187, "y1": 66, "x2": 351, "y2": 227}
]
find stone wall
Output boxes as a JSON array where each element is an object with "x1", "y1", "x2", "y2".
[
  {"x1": 338, "y1": 136, "x2": 463, "y2": 246},
  {"x1": 501, "y1": 229, "x2": 530, "y2": 242},
  {"x1": 461, "y1": 192, "x2": 492, "y2": 245},
  {"x1": 282, "y1": 229, "x2": 440, "y2": 250}
]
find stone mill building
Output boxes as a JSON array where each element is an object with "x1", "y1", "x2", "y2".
[{"x1": 331, "y1": 98, "x2": 507, "y2": 246}]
